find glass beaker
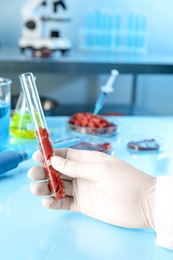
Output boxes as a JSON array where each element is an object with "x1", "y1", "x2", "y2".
[
  {"x1": 0, "y1": 77, "x2": 11, "y2": 150},
  {"x1": 10, "y1": 92, "x2": 35, "y2": 138}
]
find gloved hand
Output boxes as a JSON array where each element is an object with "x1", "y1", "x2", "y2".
[{"x1": 28, "y1": 148, "x2": 156, "y2": 229}]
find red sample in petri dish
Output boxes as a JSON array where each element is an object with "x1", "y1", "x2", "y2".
[
  {"x1": 68, "y1": 112, "x2": 117, "y2": 136},
  {"x1": 71, "y1": 141, "x2": 112, "y2": 154},
  {"x1": 127, "y1": 139, "x2": 160, "y2": 151}
]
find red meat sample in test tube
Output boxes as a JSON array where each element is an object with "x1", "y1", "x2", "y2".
[{"x1": 36, "y1": 127, "x2": 65, "y2": 199}]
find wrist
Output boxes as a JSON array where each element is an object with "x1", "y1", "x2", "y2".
[
  {"x1": 154, "y1": 176, "x2": 173, "y2": 250},
  {"x1": 146, "y1": 176, "x2": 156, "y2": 228}
]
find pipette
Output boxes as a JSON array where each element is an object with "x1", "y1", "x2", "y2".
[
  {"x1": 93, "y1": 69, "x2": 119, "y2": 115},
  {"x1": 19, "y1": 72, "x2": 65, "y2": 200},
  {"x1": 0, "y1": 138, "x2": 80, "y2": 175},
  {"x1": 0, "y1": 150, "x2": 30, "y2": 175}
]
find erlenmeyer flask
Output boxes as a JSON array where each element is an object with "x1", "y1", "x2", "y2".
[{"x1": 10, "y1": 92, "x2": 35, "y2": 138}]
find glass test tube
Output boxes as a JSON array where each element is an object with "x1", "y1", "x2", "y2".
[{"x1": 19, "y1": 72, "x2": 65, "y2": 200}]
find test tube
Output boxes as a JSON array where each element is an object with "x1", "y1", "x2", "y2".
[{"x1": 19, "y1": 72, "x2": 65, "y2": 200}]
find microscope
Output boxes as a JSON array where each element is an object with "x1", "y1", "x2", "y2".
[{"x1": 19, "y1": 0, "x2": 72, "y2": 56}]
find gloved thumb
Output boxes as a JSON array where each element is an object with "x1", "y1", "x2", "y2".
[{"x1": 51, "y1": 155, "x2": 103, "y2": 182}]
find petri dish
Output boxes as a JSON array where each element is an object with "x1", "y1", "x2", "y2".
[
  {"x1": 70, "y1": 136, "x2": 114, "y2": 155},
  {"x1": 67, "y1": 112, "x2": 119, "y2": 137},
  {"x1": 123, "y1": 134, "x2": 167, "y2": 155}
]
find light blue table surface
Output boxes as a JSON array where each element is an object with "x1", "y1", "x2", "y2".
[{"x1": 1, "y1": 116, "x2": 173, "y2": 260}]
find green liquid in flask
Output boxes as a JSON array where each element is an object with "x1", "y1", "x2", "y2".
[{"x1": 10, "y1": 111, "x2": 35, "y2": 138}]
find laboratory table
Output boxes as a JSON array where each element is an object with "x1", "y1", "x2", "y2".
[{"x1": 1, "y1": 116, "x2": 173, "y2": 260}]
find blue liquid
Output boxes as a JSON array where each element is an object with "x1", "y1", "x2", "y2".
[{"x1": 0, "y1": 100, "x2": 10, "y2": 150}]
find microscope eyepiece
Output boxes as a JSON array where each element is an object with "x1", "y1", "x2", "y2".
[{"x1": 50, "y1": 31, "x2": 60, "y2": 38}]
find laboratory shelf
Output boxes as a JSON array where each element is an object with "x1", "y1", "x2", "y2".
[
  {"x1": 1, "y1": 47, "x2": 173, "y2": 75},
  {"x1": 1, "y1": 47, "x2": 173, "y2": 115}
]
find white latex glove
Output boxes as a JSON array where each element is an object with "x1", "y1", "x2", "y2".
[{"x1": 28, "y1": 148, "x2": 156, "y2": 229}]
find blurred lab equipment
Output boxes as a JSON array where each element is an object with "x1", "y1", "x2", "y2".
[
  {"x1": 11, "y1": 94, "x2": 59, "y2": 116},
  {"x1": 19, "y1": 0, "x2": 72, "y2": 56},
  {"x1": 10, "y1": 92, "x2": 35, "y2": 138},
  {"x1": 0, "y1": 78, "x2": 11, "y2": 150},
  {"x1": 78, "y1": 9, "x2": 147, "y2": 53},
  {"x1": 11, "y1": 92, "x2": 59, "y2": 138},
  {"x1": 93, "y1": 69, "x2": 119, "y2": 115},
  {"x1": 0, "y1": 150, "x2": 30, "y2": 175},
  {"x1": 37, "y1": 96, "x2": 59, "y2": 116}
]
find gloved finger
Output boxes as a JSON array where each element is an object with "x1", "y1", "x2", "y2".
[
  {"x1": 28, "y1": 164, "x2": 72, "y2": 182},
  {"x1": 28, "y1": 165, "x2": 47, "y2": 181},
  {"x1": 32, "y1": 148, "x2": 108, "y2": 164},
  {"x1": 63, "y1": 180, "x2": 73, "y2": 197},
  {"x1": 61, "y1": 174, "x2": 73, "y2": 181},
  {"x1": 31, "y1": 182, "x2": 50, "y2": 196},
  {"x1": 54, "y1": 148, "x2": 108, "y2": 162},
  {"x1": 51, "y1": 156, "x2": 105, "y2": 181},
  {"x1": 32, "y1": 150, "x2": 43, "y2": 162},
  {"x1": 41, "y1": 196, "x2": 75, "y2": 211},
  {"x1": 30, "y1": 180, "x2": 73, "y2": 197}
]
